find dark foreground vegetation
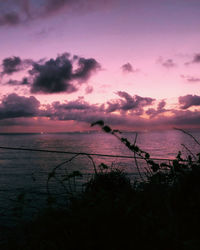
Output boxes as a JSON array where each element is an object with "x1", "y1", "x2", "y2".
[{"x1": 1, "y1": 122, "x2": 200, "y2": 250}]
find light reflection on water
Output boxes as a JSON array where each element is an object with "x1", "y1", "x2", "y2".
[{"x1": 0, "y1": 130, "x2": 200, "y2": 226}]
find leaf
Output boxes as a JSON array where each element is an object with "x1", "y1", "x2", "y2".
[
  {"x1": 31, "y1": 173, "x2": 36, "y2": 182},
  {"x1": 121, "y1": 138, "x2": 128, "y2": 143},
  {"x1": 99, "y1": 163, "x2": 109, "y2": 169},
  {"x1": 147, "y1": 160, "x2": 160, "y2": 172},
  {"x1": 112, "y1": 129, "x2": 122, "y2": 134},
  {"x1": 151, "y1": 163, "x2": 160, "y2": 172},
  {"x1": 188, "y1": 155, "x2": 192, "y2": 163},
  {"x1": 68, "y1": 171, "x2": 83, "y2": 179},
  {"x1": 160, "y1": 162, "x2": 170, "y2": 168},
  {"x1": 134, "y1": 146, "x2": 139, "y2": 152},
  {"x1": 62, "y1": 175, "x2": 70, "y2": 181},
  {"x1": 17, "y1": 192, "x2": 25, "y2": 202},
  {"x1": 72, "y1": 171, "x2": 83, "y2": 177},
  {"x1": 102, "y1": 126, "x2": 111, "y2": 133},
  {"x1": 47, "y1": 196, "x2": 56, "y2": 205},
  {"x1": 176, "y1": 151, "x2": 183, "y2": 161},
  {"x1": 48, "y1": 171, "x2": 55, "y2": 179},
  {"x1": 147, "y1": 160, "x2": 154, "y2": 165},
  {"x1": 91, "y1": 120, "x2": 104, "y2": 127}
]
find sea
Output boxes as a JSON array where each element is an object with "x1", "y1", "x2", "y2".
[{"x1": 0, "y1": 129, "x2": 200, "y2": 227}]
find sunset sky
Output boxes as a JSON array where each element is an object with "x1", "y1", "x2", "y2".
[{"x1": 0, "y1": 0, "x2": 200, "y2": 132}]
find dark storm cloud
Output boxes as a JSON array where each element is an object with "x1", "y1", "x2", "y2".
[
  {"x1": 106, "y1": 91, "x2": 155, "y2": 114},
  {"x1": 181, "y1": 75, "x2": 200, "y2": 83},
  {"x1": 29, "y1": 53, "x2": 100, "y2": 94},
  {"x1": 179, "y1": 95, "x2": 200, "y2": 109},
  {"x1": 121, "y1": 63, "x2": 138, "y2": 73},
  {"x1": 0, "y1": 93, "x2": 40, "y2": 120}
]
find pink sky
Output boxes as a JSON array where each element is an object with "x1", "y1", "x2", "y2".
[{"x1": 0, "y1": 0, "x2": 200, "y2": 132}]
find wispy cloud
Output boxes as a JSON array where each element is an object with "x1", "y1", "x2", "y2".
[
  {"x1": 158, "y1": 57, "x2": 176, "y2": 68},
  {"x1": 180, "y1": 74, "x2": 200, "y2": 83},
  {"x1": 0, "y1": 0, "x2": 115, "y2": 27},
  {"x1": 121, "y1": 62, "x2": 139, "y2": 74}
]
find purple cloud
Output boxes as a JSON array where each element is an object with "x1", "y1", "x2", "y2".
[
  {"x1": 0, "y1": 0, "x2": 114, "y2": 27},
  {"x1": 146, "y1": 100, "x2": 167, "y2": 117},
  {"x1": 1, "y1": 56, "x2": 34, "y2": 76},
  {"x1": 29, "y1": 53, "x2": 75, "y2": 94},
  {"x1": 85, "y1": 86, "x2": 93, "y2": 94},
  {"x1": 0, "y1": 12, "x2": 21, "y2": 26},
  {"x1": 185, "y1": 53, "x2": 200, "y2": 65},
  {"x1": 106, "y1": 91, "x2": 155, "y2": 114},
  {"x1": 73, "y1": 57, "x2": 101, "y2": 82},
  {"x1": 181, "y1": 75, "x2": 200, "y2": 83},
  {"x1": 1, "y1": 56, "x2": 22, "y2": 75},
  {"x1": 0, "y1": 93, "x2": 200, "y2": 130},
  {"x1": 2, "y1": 53, "x2": 100, "y2": 94},
  {"x1": 29, "y1": 53, "x2": 100, "y2": 94},
  {"x1": 121, "y1": 63, "x2": 139, "y2": 73},
  {"x1": 159, "y1": 58, "x2": 176, "y2": 68},
  {"x1": 46, "y1": 97, "x2": 200, "y2": 130},
  {"x1": 179, "y1": 95, "x2": 200, "y2": 109},
  {"x1": 0, "y1": 93, "x2": 40, "y2": 120},
  {"x1": 6, "y1": 78, "x2": 29, "y2": 86},
  {"x1": 192, "y1": 53, "x2": 200, "y2": 63}
]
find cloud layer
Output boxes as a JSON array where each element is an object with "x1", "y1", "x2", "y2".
[{"x1": 1, "y1": 92, "x2": 200, "y2": 131}]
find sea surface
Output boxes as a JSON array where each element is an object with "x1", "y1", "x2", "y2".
[{"x1": 0, "y1": 129, "x2": 200, "y2": 227}]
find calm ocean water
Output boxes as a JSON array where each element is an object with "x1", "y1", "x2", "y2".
[{"x1": 0, "y1": 129, "x2": 200, "y2": 226}]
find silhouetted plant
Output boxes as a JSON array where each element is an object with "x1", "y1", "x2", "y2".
[
  {"x1": 91, "y1": 120, "x2": 200, "y2": 186},
  {"x1": 46, "y1": 153, "x2": 97, "y2": 206}
]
